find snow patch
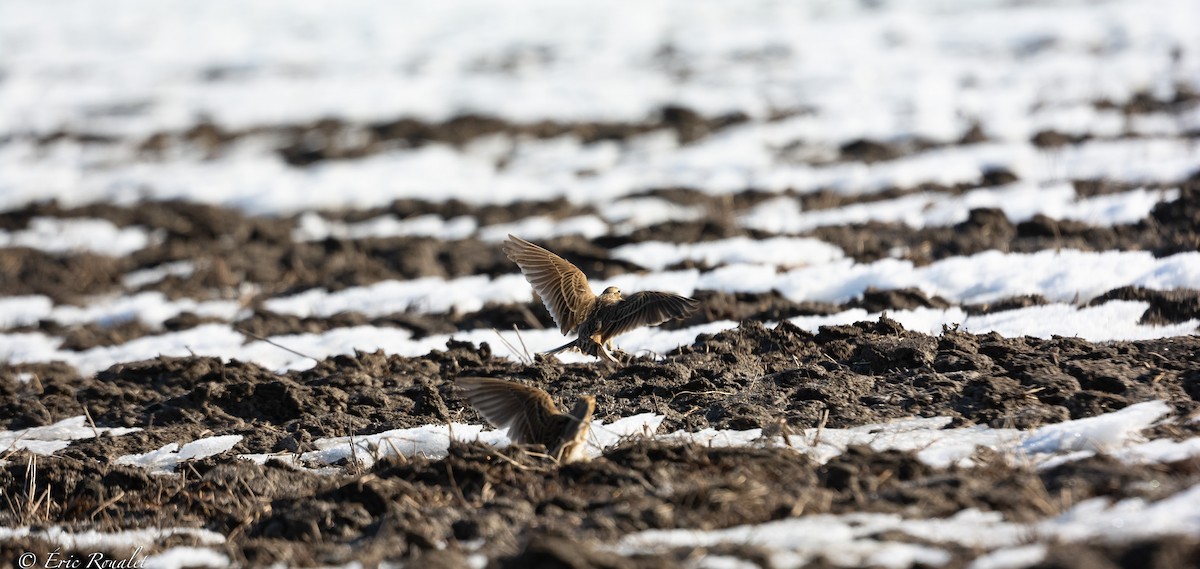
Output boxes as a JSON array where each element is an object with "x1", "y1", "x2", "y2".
[
  {"x1": 1021, "y1": 401, "x2": 1169, "y2": 454},
  {"x1": 244, "y1": 413, "x2": 665, "y2": 469},
  {"x1": 0, "y1": 218, "x2": 158, "y2": 256},
  {"x1": 122, "y1": 261, "x2": 197, "y2": 289},
  {"x1": 293, "y1": 212, "x2": 479, "y2": 242},
  {"x1": 0, "y1": 416, "x2": 141, "y2": 460},
  {"x1": 117, "y1": 435, "x2": 244, "y2": 474},
  {"x1": 614, "y1": 485, "x2": 1200, "y2": 566},
  {"x1": 740, "y1": 185, "x2": 1180, "y2": 233},
  {"x1": 258, "y1": 250, "x2": 1200, "y2": 324},
  {"x1": 0, "y1": 295, "x2": 53, "y2": 329},
  {"x1": 611, "y1": 237, "x2": 844, "y2": 271},
  {"x1": 2, "y1": 300, "x2": 1194, "y2": 377},
  {"x1": 477, "y1": 215, "x2": 610, "y2": 242},
  {"x1": 144, "y1": 547, "x2": 230, "y2": 569},
  {"x1": 0, "y1": 526, "x2": 225, "y2": 551},
  {"x1": 264, "y1": 275, "x2": 533, "y2": 318},
  {"x1": 654, "y1": 401, "x2": 1172, "y2": 470}
]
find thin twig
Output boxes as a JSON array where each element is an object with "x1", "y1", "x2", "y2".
[
  {"x1": 382, "y1": 437, "x2": 408, "y2": 464},
  {"x1": 348, "y1": 432, "x2": 361, "y2": 474},
  {"x1": 445, "y1": 464, "x2": 470, "y2": 508},
  {"x1": 491, "y1": 328, "x2": 529, "y2": 365},
  {"x1": 512, "y1": 324, "x2": 533, "y2": 363},
  {"x1": 89, "y1": 490, "x2": 126, "y2": 520},
  {"x1": 812, "y1": 408, "x2": 830, "y2": 447},
  {"x1": 669, "y1": 389, "x2": 736, "y2": 402},
  {"x1": 82, "y1": 404, "x2": 100, "y2": 440},
  {"x1": 489, "y1": 449, "x2": 547, "y2": 472},
  {"x1": 522, "y1": 449, "x2": 560, "y2": 465},
  {"x1": 1, "y1": 431, "x2": 30, "y2": 461},
  {"x1": 235, "y1": 327, "x2": 319, "y2": 362}
]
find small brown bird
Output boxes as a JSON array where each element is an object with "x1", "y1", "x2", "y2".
[
  {"x1": 456, "y1": 376, "x2": 595, "y2": 463},
  {"x1": 502, "y1": 234, "x2": 700, "y2": 363}
]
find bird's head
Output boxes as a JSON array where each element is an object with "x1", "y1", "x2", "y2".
[
  {"x1": 569, "y1": 395, "x2": 597, "y2": 423},
  {"x1": 600, "y1": 286, "x2": 622, "y2": 299}
]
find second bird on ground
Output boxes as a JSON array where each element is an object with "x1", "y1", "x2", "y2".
[
  {"x1": 456, "y1": 376, "x2": 595, "y2": 464},
  {"x1": 503, "y1": 234, "x2": 700, "y2": 363}
]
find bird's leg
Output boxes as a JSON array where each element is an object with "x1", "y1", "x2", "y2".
[
  {"x1": 592, "y1": 338, "x2": 624, "y2": 364},
  {"x1": 600, "y1": 338, "x2": 633, "y2": 364},
  {"x1": 596, "y1": 343, "x2": 621, "y2": 364}
]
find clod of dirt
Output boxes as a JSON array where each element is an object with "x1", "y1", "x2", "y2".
[{"x1": 1089, "y1": 286, "x2": 1200, "y2": 325}]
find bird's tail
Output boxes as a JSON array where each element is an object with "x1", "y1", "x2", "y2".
[
  {"x1": 539, "y1": 339, "x2": 578, "y2": 356},
  {"x1": 539, "y1": 338, "x2": 622, "y2": 364}
]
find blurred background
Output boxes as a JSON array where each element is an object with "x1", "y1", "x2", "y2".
[{"x1": 2, "y1": 0, "x2": 1197, "y2": 215}]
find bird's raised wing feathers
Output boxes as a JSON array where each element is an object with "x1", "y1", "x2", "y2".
[
  {"x1": 502, "y1": 235, "x2": 595, "y2": 334},
  {"x1": 456, "y1": 376, "x2": 558, "y2": 445},
  {"x1": 600, "y1": 291, "x2": 699, "y2": 339}
]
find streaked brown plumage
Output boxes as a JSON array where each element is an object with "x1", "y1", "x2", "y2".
[
  {"x1": 456, "y1": 376, "x2": 595, "y2": 463},
  {"x1": 502, "y1": 234, "x2": 700, "y2": 363}
]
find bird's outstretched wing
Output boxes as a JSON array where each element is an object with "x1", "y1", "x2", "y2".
[
  {"x1": 456, "y1": 376, "x2": 558, "y2": 445},
  {"x1": 600, "y1": 291, "x2": 700, "y2": 338},
  {"x1": 502, "y1": 235, "x2": 595, "y2": 334}
]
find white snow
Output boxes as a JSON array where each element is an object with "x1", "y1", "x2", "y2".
[
  {"x1": 0, "y1": 416, "x2": 141, "y2": 460},
  {"x1": 0, "y1": 0, "x2": 1195, "y2": 137},
  {"x1": 0, "y1": 0, "x2": 1197, "y2": 215},
  {"x1": 966, "y1": 546, "x2": 1049, "y2": 569},
  {"x1": 263, "y1": 275, "x2": 534, "y2": 319},
  {"x1": 2, "y1": 299, "x2": 1194, "y2": 376},
  {"x1": 259, "y1": 249, "x2": 1200, "y2": 322},
  {"x1": 293, "y1": 197, "x2": 710, "y2": 244},
  {"x1": 0, "y1": 217, "x2": 158, "y2": 256},
  {"x1": 653, "y1": 401, "x2": 1173, "y2": 470},
  {"x1": 241, "y1": 413, "x2": 664, "y2": 469},
  {"x1": 477, "y1": 215, "x2": 610, "y2": 243},
  {"x1": 611, "y1": 237, "x2": 844, "y2": 271},
  {"x1": 116, "y1": 435, "x2": 244, "y2": 474},
  {"x1": 740, "y1": 185, "x2": 1180, "y2": 233},
  {"x1": 0, "y1": 526, "x2": 225, "y2": 550},
  {"x1": 603, "y1": 197, "x2": 707, "y2": 234},
  {"x1": 614, "y1": 485, "x2": 1200, "y2": 567},
  {"x1": 2, "y1": 0, "x2": 1199, "y2": 565},
  {"x1": 293, "y1": 212, "x2": 479, "y2": 242},
  {"x1": 144, "y1": 547, "x2": 230, "y2": 569},
  {"x1": 764, "y1": 250, "x2": 1200, "y2": 306},
  {"x1": 1, "y1": 289, "x2": 240, "y2": 333},
  {"x1": 46, "y1": 291, "x2": 243, "y2": 328},
  {"x1": 0, "y1": 295, "x2": 53, "y2": 329},
  {"x1": 5, "y1": 136, "x2": 1198, "y2": 216},
  {"x1": 855, "y1": 301, "x2": 1200, "y2": 343},
  {"x1": 235, "y1": 402, "x2": 1181, "y2": 475},
  {"x1": 1021, "y1": 401, "x2": 1169, "y2": 454},
  {"x1": 1036, "y1": 436, "x2": 1200, "y2": 472},
  {"x1": 122, "y1": 261, "x2": 197, "y2": 289}
]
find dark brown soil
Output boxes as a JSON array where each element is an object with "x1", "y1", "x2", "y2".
[
  {"x1": 3, "y1": 131, "x2": 1200, "y2": 568},
  {"x1": 4, "y1": 173, "x2": 1197, "y2": 310},
  {"x1": 810, "y1": 177, "x2": 1199, "y2": 265},
  {"x1": 87, "y1": 106, "x2": 744, "y2": 166},
  {"x1": 1089, "y1": 286, "x2": 1200, "y2": 325},
  {"x1": 1092, "y1": 84, "x2": 1200, "y2": 117},
  {"x1": 3, "y1": 404, "x2": 1199, "y2": 568},
  {"x1": 5, "y1": 276, "x2": 1188, "y2": 360},
  {"x1": 4, "y1": 305, "x2": 1200, "y2": 566}
]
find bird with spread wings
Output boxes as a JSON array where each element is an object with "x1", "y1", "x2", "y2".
[
  {"x1": 502, "y1": 235, "x2": 700, "y2": 363},
  {"x1": 456, "y1": 376, "x2": 595, "y2": 463}
]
